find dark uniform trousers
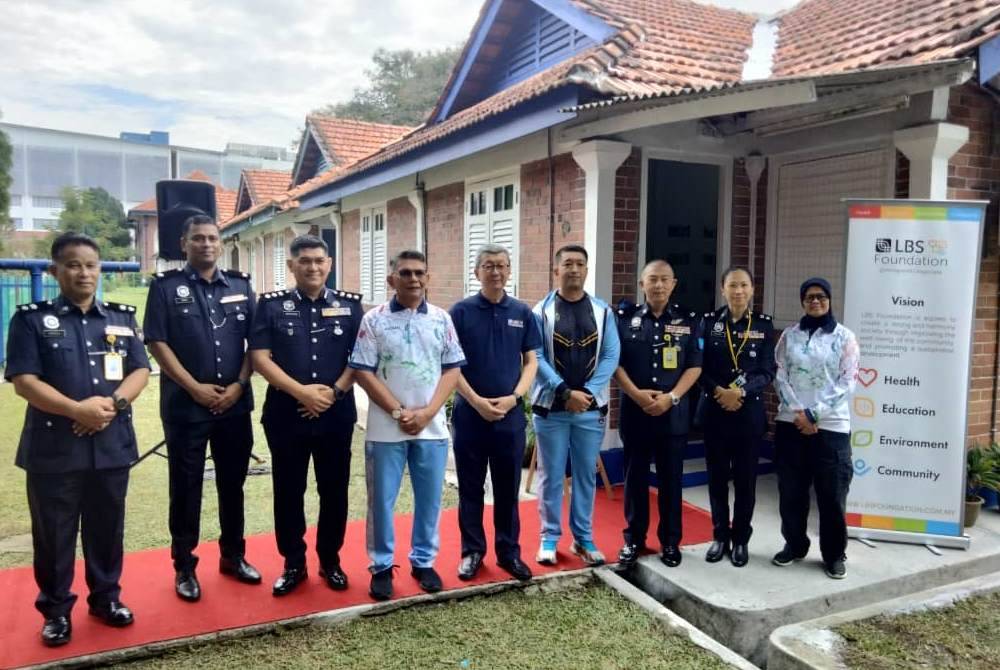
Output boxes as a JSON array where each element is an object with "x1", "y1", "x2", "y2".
[
  {"x1": 703, "y1": 403, "x2": 763, "y2": 545},
  {"x1": 620, "y1": 402, "x2": 687, "y2": 548},
  {"x1": 452, "y1": 401, "x2": 525, "y2": 561},
  {"x1": 265, "y1": 422, "x2": 352, "y2": 570},
  {"x1": 774, "y1": 421, "x2": 853, "y2": 563},
  {"x1": 28, "y1": 468, "x2": 129, "y2": 618},
  {"x1": 165, "y1": 413, "x2": 253, "y2": 570}
]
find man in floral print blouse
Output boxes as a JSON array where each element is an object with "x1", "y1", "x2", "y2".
[{"x1": 349, "y1": 249, "x2": 466, "y2": 601}]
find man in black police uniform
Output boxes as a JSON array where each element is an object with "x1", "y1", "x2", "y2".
[
  {"x1": 249, "y1": 235, "x2": 363, "y2": 596},
  {"x1": 144, "y1": 214, "x2": 259, "y2": 601},
  {"x1": 615, "y1": 260, "x2": 702, "y2": 569},
  {"x1": 7, "y1": 232, "x2": 150, "y2": 646},
  {"x1": 449, "y1": 243, "x2": 540, "y2": 582}
]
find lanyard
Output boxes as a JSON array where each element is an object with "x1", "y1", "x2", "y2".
[{"x1": 725, "y1": 311, "x2": 752, "y2": 370}]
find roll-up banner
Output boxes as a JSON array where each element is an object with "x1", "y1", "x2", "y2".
[{"x1": 843, "y1": 199, "x2": 987, "y2": 549}]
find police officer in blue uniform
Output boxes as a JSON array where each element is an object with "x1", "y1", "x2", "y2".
[
  {"x1": 449, "y1": 244, "x2": 540, "y2": 582},
  {"x1": 614, "y1": 260, "x2": 702, "y2": 569},
  {"x1": 144, "y1": 214, "x2": 259, "y2": 602},
  {"x1": 249, "y1": 235, "x2": 363, "y2": 596},
  {"x1": 698, "y1": 266, "x2": 776, "y2": 567},
  {"x1": 6, "y1": 232, "x2": 150, "y2": 647}
]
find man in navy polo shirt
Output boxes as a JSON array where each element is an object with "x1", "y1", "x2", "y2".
[{"x1": 449, "y1": 244, "x2": 540, "y2": 582}]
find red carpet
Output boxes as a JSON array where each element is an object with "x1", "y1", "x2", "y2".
[{"x1": 0, "y1": 490, "x2": 712, "y2": 669}]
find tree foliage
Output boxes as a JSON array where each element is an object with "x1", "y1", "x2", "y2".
[
  {"x1": 0, "y1": 112, "x2": 13, "y2": 253},
  {"x1": 35, "y1": 187, "x2": 133, "y2": 260},
  {"x1": 314, "y1": 46, "x2": 462, "y2": 126}
]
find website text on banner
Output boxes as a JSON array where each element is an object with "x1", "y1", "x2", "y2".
[{"x1": 842, "y1": 199, "x2": 986, "y2": 549}]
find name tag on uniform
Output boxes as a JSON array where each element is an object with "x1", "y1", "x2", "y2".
[
  {"x1": 323, "y1": 307, "x2": 351, "y2": 317},
  {"x1": 220, "y1": 294, "x2": 247, "y2": 304},
  {"x1": 42, "y1": 329, "x2": 65, "y2": 338},
  {"x1": 748, "y1": 331, "x2": 766, "y2": 339},
  {"x1": 174, "y1": 296, "x2": 194, "y2": 304},
  {"x1": 664, "y1": 325, "x2": 691, "y2": 336},
  {"x1": 105, "y1": 325, "x2": 134, "y2": 337},
  {"x1": 104, "y1": 352, "x2": 124, "y2": 381},
  {"x1": 508, "y1": 319, "x2": 524, "y2": 328}
]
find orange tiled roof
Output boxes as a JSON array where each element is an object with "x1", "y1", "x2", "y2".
[
  {"x1": 290, "y1": 0, "x2": 1000, "y2": 203},
  {"x1": 130, "y1": 196, "x2": 157, "y2": 213},
  {"x1": 242, "y1": 169, "x2": 292, "y2": 205},
  {"x1": 307, "y1": 116, "x2": 415, "y2": 166},
  {"x1": 774, "y1": 0, "x2": 1000, "y2": 77}
]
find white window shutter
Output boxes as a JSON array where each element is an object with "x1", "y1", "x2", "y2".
[
  {"x1": 372, "y1": 210, "x2": 387, "y2": 303},
  {"x1": 273, "y1": 239, "x2": 286, "y2": 290},
  {"x1": 360, "y1": 214, "x2": 372, "y2": 301}
]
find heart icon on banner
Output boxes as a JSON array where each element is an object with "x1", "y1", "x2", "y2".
[{"x1": 857, "y1": 368, "x2": 878, "y2": 387}]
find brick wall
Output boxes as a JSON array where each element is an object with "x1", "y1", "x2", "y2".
[
  {"x1": 611, "y1": 150, "x2": 642, "y2": 306},
  {"x1": 947, "y1": 83, "x2": 1000, "y2": 445},
  {"x1": 425, "y1": 182, "x2": 466, "y2": 308},
  {"x1": 387, "y1": 196, "x2": 417, "y2": 259},
  {"x1": 341, "y1": 209, "x2": 361, "y2": 295}
]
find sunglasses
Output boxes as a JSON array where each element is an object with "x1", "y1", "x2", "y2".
[{"x1": 803, "y1": 294, "x2": 829, "y2": 303}]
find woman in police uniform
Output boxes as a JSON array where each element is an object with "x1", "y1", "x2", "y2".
[{"x1": 698, "y1": 266, "x2": 775, "y2": 567}]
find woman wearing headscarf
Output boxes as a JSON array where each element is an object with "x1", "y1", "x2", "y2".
[{"x1": 772, "y1": 277, "x2": 860, "y2": 579}]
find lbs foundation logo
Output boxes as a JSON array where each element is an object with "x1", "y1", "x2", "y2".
[{"x1": 873, "y1": 237, "x2": 949, "y2": 267}]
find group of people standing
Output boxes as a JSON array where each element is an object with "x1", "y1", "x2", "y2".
[{"x1": 8, "y1": 214, "x2": 859, "y2": 649}]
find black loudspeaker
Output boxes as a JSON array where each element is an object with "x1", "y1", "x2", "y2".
[{"x1": 156, "y1": 180, "x2": 217, "y2": 261}]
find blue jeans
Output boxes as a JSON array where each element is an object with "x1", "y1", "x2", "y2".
[
  {"x1": 533, "y1": 410, "x2": 605, "y2": 544},
  {"x1": 365, "y1": 439, "x2": 449, "y2": 572}
]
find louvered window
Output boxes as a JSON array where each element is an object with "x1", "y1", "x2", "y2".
[
  {"x1": 491, "y1": 10, "x2": 594, "y2": 92},
  {"x1": 273, "y1": 239, "x2": 286, "y2": 291},
  {"x1": 465, "y1": 175, "x2": 519, "y2": 296},
  {"x1": 360, "y1": 207, "x2": 387, "y2": 304}
]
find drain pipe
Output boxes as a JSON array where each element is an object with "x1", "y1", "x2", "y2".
[
  {"x1": 547, "y1": 128, "x2": 556, "y2": 291},
  {"x1": 408, "y1": 173, "x2": 427, "y2": 258},
  {"x1": 744, "y1": 154, "x2": 766, "y2": 277}
]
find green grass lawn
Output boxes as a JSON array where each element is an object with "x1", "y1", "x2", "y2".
[
  {"x1": 837, "y1": 591, "x2": 1000, "y2": 669},
  {"x1": 123, "y1": 581, "x2": 731, "y2": 670},
  {"x1": 103, "y1": 285, "x2": 151, "y2": 326}
]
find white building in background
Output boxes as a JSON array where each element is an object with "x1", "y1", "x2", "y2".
[{"x1": 1, "y1": 122, "x2": 294, "y2": 232}]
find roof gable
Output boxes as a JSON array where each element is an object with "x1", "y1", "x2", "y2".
[
  {"x1": 291, "y1": 127, "x2": 332, "y2": 186},
  {"x1": 236, "y1": 169, "x2": 292, "y2": 213},
  {"x1": 431, "y1": 0, "x2": 615, "y2": 122},
  {"x1": 291, "y1": 116, "x2": 413, "y2": 186}
]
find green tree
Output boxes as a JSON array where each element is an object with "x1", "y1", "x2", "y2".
[
  {"x1": 314, "y1": 46, "x2": 462, "y2": 126},
  {"x1": 35, "y1": 187, "x2": 133, "y2": 260},
  {"x1": 0, "y1": 111, "x2": 13, "y2": 254}
]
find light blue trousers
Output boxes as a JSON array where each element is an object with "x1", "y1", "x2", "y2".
[
  {"x1": 533, "y1": 410, "x2": 605, "y2": 544},
  {"x1": 365, "y1": 439, "x2": 449, "y2": 572}
]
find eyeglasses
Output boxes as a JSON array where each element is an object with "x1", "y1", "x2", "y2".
[
  {"x1": 803, "y1": 294, "x2": 829, "y2": 303},
  {"x1": 479, "y1": 263, "x2": 510, "y2": 273},
  {"x1": 396, "y1": 269, "x2": 426, "y2": 279}
]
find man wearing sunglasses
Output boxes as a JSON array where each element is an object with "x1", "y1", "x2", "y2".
[{"x1": 350, "y1": 249, "x2": 466, "y2": 601}]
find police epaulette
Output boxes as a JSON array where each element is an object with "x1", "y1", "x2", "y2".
[
  {"x1": 689, "y1": 311, "x2": 698, "y2": 319},
  {"x1": 332, "y1": 289, "x2": 362, "y2": 302},
  {"x1": 153, "y1": 268, "x2": 182, "y2": 279},
  {"x1": 15, "y1": 300, "x2": 52, "y2": 313},
  {"x1": 703, "y1": 311, "x2": 715, "y2": 319},
  {"x1": 616, "y1": 299, "x2": 637, "y2": 317},
  {"x1": 757, "y1": 312, "x2": 773, "y2": 322},
  {"x1": 223, "y1": 269, "x2": 251, "y2": 280},
  {"x1": 262, "y1": 289, "x2": 291, "y2": 300},
  {"x1": 103, "y1": 301, "x2": 137, "y2": 313}
]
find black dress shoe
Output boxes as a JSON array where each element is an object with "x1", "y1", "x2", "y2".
[
  {"x1": 705, "y1": 540, "x2": 730, "y2": 563},
  {"x1": 220, "y1": 556, "x2": 262, "y2": 584},
  {"x1": 272, "y1": 567, "x2": 308, "y2": 596},
  {"x1": 411, "y1": 566, "x2": 443, "y2": 593},
  {"x1": 88, "y1": 601, "x2": 134, "y2": 627},
  {"x1": 731, "y1": 543, "x2": 749, "y2": 567},
  {"x1": 660, "y1": 545, "x2": 682, "y2": 568},
  {"x1": 41, "y1": 616, "x2": 71, "y2": 647},
  {"x1": 319, "y1": 565, "x2": 349, "y2": 591},
  {"x1": 617, "y1": 543, "x2": 644, "y2": 567},
  {"x1": 457, "y1": 552, "x2": 483, "y2": 581},
  {"x1": 497, "y1": 556, "x2": 533, "y2": 582},
  {"x1": 369, "y1": 567, "x2": 394, "y2": 601},
  {"x1": 175, "y1": 570, "x2": 201, "y2": 602}
]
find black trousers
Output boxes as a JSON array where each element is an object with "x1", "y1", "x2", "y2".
[
  {"x1": 264, "y1": 423, "x2": 353, "y2": 570},
  {"x1": 452, "y1": 405, "x2": 525, "y2": 561},
  {"x1": 27, "y1": 467, "x2": 129, "y2": 619},
  {"x1": 703, "y1": 412, "x2": 762, "y2": 544},
  {"x1": 774, "y1": 422, "x2": 853, "y2": 563},
  {"x1": 165, "y1": 413, "x2": 253, "y2": 571},
  {"x1": 621, "y1": 424, "x2": 686, "y2": 549}
]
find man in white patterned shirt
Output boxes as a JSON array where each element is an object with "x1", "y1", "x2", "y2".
[{"x1": 349, "y1": 249, "x2": 466, "y2": 601}]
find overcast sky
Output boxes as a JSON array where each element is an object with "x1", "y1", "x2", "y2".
[{"x1": 0, "y1": 0, "x2": 801, "y2": 151}]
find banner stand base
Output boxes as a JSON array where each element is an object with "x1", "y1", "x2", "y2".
[{"x1": 849, "y1": 526, "x2": 970, "y2": 550}]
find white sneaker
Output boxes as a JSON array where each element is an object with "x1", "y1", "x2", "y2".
[
  {"x1": 570, "y1": 540, "x2": 606, "y2": 567},
  {"x1": 536, "y1": 540, "x2": 557, "y2": 565}
]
